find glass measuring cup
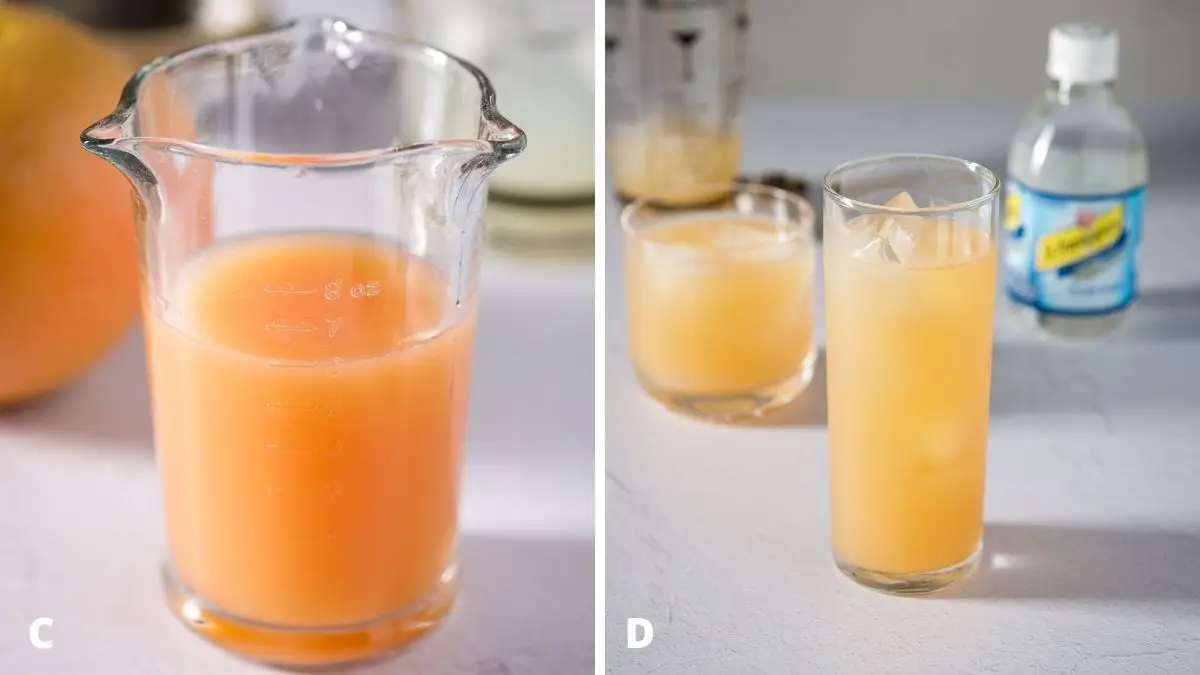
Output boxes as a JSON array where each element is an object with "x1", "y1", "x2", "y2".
[
  {"x1": 81, "y1": 16, "x2": 524, "y2": 668},
  {"x1": 606, "y1": 0, "x2": 748, "y2": 206}
]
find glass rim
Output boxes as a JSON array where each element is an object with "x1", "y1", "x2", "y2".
[
  {"x1": 80, "y1": 15, "x2": 526, "y2": 169},
  {"x1": 620, "y1": 181, "x2": 816, "y2": 249},
  {"x1": 822, "y1": 153, "x2": 1001, "y2": 215}
]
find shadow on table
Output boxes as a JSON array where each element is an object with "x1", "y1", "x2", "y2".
[
  {"x1": 466, "y1": 286, "x2": 594, "y2": 460},
  {"x1": 1140, "y1": 120, "x2": 1200, "y2": 192},
  {"x1": 742, "y1": 349, "x2": 828, "y2": 428},
  {"x1": 991, "y1": 289, "x2": 1200, "y2": 417},
  {"x1": 336, "y1": 533, "x2": 595, "y2": 675},
  {"x1": 944, "y1": 523, "x2": 1200, "y2": 602},
  {"x1": 0, "y1": 329, "x2": 152, "y2": 452},
  {"x1": 1119, "y1": 285, "x2": 1200, "y2": 341}
]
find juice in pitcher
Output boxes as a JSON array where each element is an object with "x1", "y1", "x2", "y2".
[
  {"x1": 147, "y1": 232, "x2": 475, "y2": 664},
  {"x1": 79, "y1": 15, "x2": 524, "y2": 667}
]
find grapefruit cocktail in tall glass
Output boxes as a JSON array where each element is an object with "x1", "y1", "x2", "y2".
[{"x1": 823, "y1": 154, "x2": 1000, "y2": 594}]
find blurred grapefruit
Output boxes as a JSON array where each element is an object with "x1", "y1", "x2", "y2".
[{"x1": 0, "y1": 5, "x2": 140, "y2": 404}]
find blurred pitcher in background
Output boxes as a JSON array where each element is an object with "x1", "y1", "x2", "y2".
[
  {"x1": 606, "y1": 0, "x2": 748, "y2": 206},
  {"x1": 398, "y1": 0, "x2": 595, "y2": 254}
]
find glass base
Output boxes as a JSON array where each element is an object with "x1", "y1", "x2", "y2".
[
  {"x1": 162, "y1": 563, "x2": 457, "y2": 669},
  {"x1": 1006, "y1": 297, "x2": 1130, "y2": 340},
  {"x1": 835, "y1": 545, "x2": 981, "y2": 595},
  {"x1": 639, "y1": 353, "x2": 817, "y2": 423}
]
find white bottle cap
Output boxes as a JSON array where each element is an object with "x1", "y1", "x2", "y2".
[{"x1": 1047, "y1": 23, "x2": 1119, "y2": 84}]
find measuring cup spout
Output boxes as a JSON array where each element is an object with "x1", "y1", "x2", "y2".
[
  {"x1": 81, "y1": 109, "x2": 158, "y2": 207},
  {"x1": 80, "y1": 53, "x2": 219, "y2": 230},
  {"x1": 478, "y1": 98, "x2": 526, "y2": 167}
]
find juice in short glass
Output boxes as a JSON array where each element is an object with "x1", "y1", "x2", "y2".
[
  {"x1": 823, "y1": 154, "x2": 1000, "y2": 594},
  {"x1": 623, "y1": 183, "x2": 817, "y2": 421}
]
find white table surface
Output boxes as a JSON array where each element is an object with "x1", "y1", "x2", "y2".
[
  {"x1": 605, "y1": 101, "x2": 1200, "y2": 674},
  {"x1": 0, "y1": 248, "x2": 596, "y2": 674}
]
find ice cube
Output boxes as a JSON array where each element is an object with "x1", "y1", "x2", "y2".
[
  {"x1": 884, "y1": 191, "x2": 918, "y2": 210},
  {"x1": 879, "y1": 193, "x2": 933, "y2": 265},
  {"x1": 841, "y1": 211, "x2": 886, "y2": 260},
  {"x1": 710, "y1": 220, "x2": 781, "y2": 249},
  {"x1": 938, "y1": 218, "x2": 987, "y2": 262},
  {"x1": 879, "y1": 214, "x2": 925, "y2": 265},
  {"x1": 641, "y1": 238, "x2": 694, "y2": 266},
  {"x1": 847, "y1": 234, "x2": 889, "y2": 262},
  {"x1": 842, "y1": 192, "x2": 929, "y2": 263}
]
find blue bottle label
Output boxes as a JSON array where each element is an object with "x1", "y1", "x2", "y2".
[{"x1": 1003, "y1": 180, "x2": 1144, "y2": 315}]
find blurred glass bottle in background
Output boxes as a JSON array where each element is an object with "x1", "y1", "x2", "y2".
[
  {"x1": 1005, "y1": 23, "x2": 1148, "y2": 339},
  {"x1": 12, "y1": 0, "x2": 273, "y2": 67},
  {"x1": 606, "y1": 0, "x2": 748, "y2": 206},
  {"x1": 398, "y1": 0, "x2": 595, "y2": 256}
]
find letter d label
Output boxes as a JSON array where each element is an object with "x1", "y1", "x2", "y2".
[{"x1": 626, "y1": 618, "x2": 653, "y2": 648}]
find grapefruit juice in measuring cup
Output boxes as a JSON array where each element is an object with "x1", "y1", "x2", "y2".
[
  {"x1": 80, "y1": 15, "x2": 524, "y2": 666},
  {"x1": 147, "y1": 233, "x2": 475, "y2": 658}
]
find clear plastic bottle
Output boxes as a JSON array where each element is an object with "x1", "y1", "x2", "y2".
[{"x1": 1004, "y1": 23, "x2": 1148, "y2": 339}]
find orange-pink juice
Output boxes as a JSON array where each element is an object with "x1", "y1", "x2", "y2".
[
  {"x1": 626, "y1": 215, "x2": 815, "y2": 400},
  {"x1": 147, "y1": 233, "x2": 475, "y2": 633},
  {"x1": 825, "y1": 210, "x2": 995, "y2": 576}
]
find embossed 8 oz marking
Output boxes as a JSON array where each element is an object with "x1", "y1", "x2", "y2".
[{"x1": 264, "y1": 278, "x2": 382, "y2": 340}]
